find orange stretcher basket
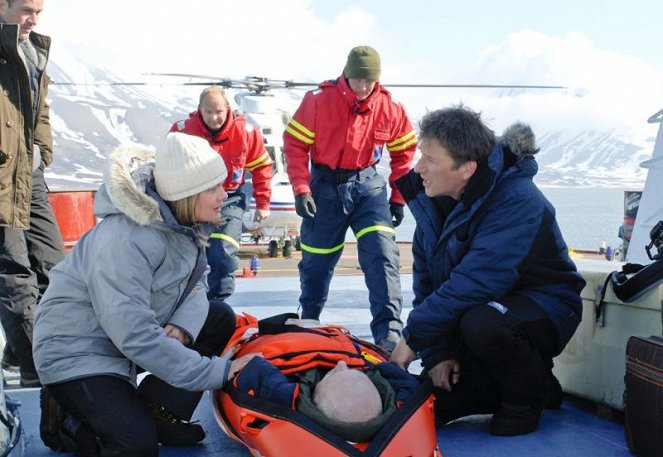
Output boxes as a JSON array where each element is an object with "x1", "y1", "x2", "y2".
[{"x1": 211, "y1": 313, "x2": 442, "y2": 457}]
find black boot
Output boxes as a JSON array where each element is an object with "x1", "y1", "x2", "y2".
[
  {"x1": 40, "y1": 387, "x2": 98, "y2": 454},
  {"x1": 146, "y1": 402, "x2": 205, "y2": 446},
  {"x1": 1, "y1": 347, "x2": 19, "y2": 373},
  {"x1": 39, "y1": 387, "x2": 64, "y2": 451},
  {"x1": 545, "y1": 371, "x2": 563, "y2": 409},
  {"x1": 19, "y1": 370, "x2": 42, "y2": 388},
  {"x1": 490, "y1": 403, "x2": 542, "y2": 436},
  {"x1": 59, "y1": 414, "x2": 98, "y2": 456}
]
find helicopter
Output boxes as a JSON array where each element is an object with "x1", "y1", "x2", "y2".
[{"x1": 231, "y1": 79, "x2": 303, "y2": 258}]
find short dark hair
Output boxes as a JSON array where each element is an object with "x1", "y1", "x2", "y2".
[{"x1": 418, "y1": 105, "x2": 495, "y2": 166}]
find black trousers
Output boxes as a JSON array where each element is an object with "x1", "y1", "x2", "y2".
[
  {"x1": 432, "y1": 296, "x2": 559, "y2": 424},
  {"x1": 48, "y1": 299, "x2": 236, "y2": 456},
  {"x1": 0, "y1": 167, "x2": 64, "y2": 376}
]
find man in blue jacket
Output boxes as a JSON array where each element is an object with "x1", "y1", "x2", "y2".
[{"x1": 391, "y1": 106, "x2": 585, "y2": 436}]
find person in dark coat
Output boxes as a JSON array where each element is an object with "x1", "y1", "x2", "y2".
[
  {"x1": 391, "y1": 106, "x2": 586, "y2": 436},
  {"x1": 0, "y1": 0, "x2": 65, "y2": 388}
]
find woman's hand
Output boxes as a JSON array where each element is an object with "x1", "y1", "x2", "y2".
[
  {"x1": 164, "y1": 324, "x2": 190, "y2": 345},
  {"x1": 228, "y1": 353, "x2": 262, "y2": 380}
]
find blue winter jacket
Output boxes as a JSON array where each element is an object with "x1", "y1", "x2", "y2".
[{"x1": 397, "y1": 129, "x2": 585, "y2": 367}]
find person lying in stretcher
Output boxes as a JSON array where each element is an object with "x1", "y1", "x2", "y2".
[{"x1": 232, "y1": 357, "x2": 418, "y2": 442}]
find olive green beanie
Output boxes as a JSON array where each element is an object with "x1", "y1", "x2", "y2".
[{"x1": 343, "y1": 46, "x2": 381, "y2": 81}]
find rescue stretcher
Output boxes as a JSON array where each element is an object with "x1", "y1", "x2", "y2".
[{"x1": 211, "y1": 313, "x2": 441, "y2": 457}]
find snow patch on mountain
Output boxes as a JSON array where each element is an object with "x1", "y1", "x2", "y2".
[{"x1": 43, "y1": 58, "x2": 656, "y2": 191}]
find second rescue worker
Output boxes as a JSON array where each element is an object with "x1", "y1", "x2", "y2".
[
  {"x1": 283, "y1": 46, "x2": 417, "y2": 351},
  {"x1": 170, "y1": 87, "x2": 273, "y2": 300}
]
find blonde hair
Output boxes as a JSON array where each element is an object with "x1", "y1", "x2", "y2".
[
  {"x1": 166, "y1": 193, "x2": 219, "y2": 247},
  {"x1": 199, "y1": 86, "x2": 229, "y2": 106},
  {"x1": 166, "y1": 194, "x2": 198, "y2": 227}
]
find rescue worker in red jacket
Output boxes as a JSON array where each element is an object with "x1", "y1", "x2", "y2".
[
  {"x1": 171, "y1": 87, "x2": 273, "y2": 299},
  {"x1": 283, "y1": 46, "x2": 417, "y2": 351}
]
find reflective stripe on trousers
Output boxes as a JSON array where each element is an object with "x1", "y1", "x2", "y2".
[
  {"x1": 298, "y1": 166, "x2": 403, "y2": 343},
  {"x1": 206, "y1": 185, "x2": 249, "y2": 300}
]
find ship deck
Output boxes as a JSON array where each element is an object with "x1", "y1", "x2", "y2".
[{"x1": 6, "y1": 271, "x2": 630, "y2": 456}]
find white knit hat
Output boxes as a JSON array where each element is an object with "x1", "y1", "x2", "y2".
[{"x1": 154, "y1": 132, "x2": 227, "y2": 201}]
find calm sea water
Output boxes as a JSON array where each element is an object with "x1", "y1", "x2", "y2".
[{"x1": 393, "y1": 187, "x2": 628, "y2": 251}]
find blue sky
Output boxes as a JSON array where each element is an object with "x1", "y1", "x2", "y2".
[
  {"x1": 311, "y1": 1, "x2": 663, "y2": 76},
  {"x1": 41, "y1": 0, "x2": 663, "y2": 134}
]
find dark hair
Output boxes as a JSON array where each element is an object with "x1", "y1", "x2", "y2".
[{"x1": 418, "y1": 105, "x2": 495, "y2": 167}]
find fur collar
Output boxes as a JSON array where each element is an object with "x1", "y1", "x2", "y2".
[{"x1": 103, "y1": 144, "x2": 161, "y2": 226}]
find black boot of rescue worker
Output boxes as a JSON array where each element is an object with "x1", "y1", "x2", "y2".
[{"x1": 146, "y1": 402, "x2": 205, "y2": 446}]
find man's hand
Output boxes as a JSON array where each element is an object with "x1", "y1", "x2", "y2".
[
  {"x1": 164, "y1": 324, "x2": 190, "y2": 346},
  {"x1": 390, "y1": 203, "x2": 404, "y2": 227},
  {"x1": 295, "y1": 193, "x2": 317, "y2": 218},
  {"x1": 228, "y1": 353, "x2": 262, "y2": 380},
  {"x1": 254, "y1": 208, "x2": 270, "y2": 223},
  {"x1": 428, "y1": 359, "x2": 461, "y2": 391},
  {"x1": 390, "y1": 338, "x2": 417, "y2": 370}
]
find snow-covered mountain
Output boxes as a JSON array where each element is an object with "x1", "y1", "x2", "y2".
[
  {"x1": 45, "y1": 60, "x2": 195, "y2": 189},
  {"x1": 44, "y1": 60, "x2": 654, "y2": 190},
  {"x1": 535, "y1": 128, "x2": 653, "y2": 187}
]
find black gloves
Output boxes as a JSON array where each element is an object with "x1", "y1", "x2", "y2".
[
  {"x1": 295, "y1": 193, "x2": 317, "y2": 218},
  {"x1": 296, "y1": 193, "x2": 401, "y2": 224},
  {"x1": 390, "y1": 202, "x2": 404, "y2": 227}
]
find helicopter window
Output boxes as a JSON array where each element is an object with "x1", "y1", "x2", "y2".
[{"x1": 262, "y1": 127, "x2": 272, "y2": 135}]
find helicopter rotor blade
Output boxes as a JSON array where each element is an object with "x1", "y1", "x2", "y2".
[
  {"x1": 50, "y1": 81, "x2": 151, "y2": 86},
  {"x1": 383, "y1": 83, "x2": 567, "y2": 89},
  {"x1": 50, "y1": 73, "x2": 566, "y2": 91}
]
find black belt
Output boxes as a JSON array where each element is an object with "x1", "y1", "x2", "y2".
[{"x1": 312, "y1": 163, "x2": 377, "y2": 182}]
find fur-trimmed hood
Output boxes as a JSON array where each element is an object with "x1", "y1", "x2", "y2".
[
  {"x1": 500, "y1": 122, "x2": 539, "y2": 157},
  {"x1": 94, "y1": 144, "x2": 162, "y2": 226}
]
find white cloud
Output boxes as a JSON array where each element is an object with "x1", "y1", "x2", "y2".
[
  {"x1": 382, "y1": 29, "x2": 663, "y2": 146},
  {"x1": 41, "y1": 2, "x2": 663, "y2": 138},
  {"x1": 41, "y1": 0, "x2": 377, "y2": 82},
  {"x1": 459, "y1": 31, "x2": 662, "y2": 133}
]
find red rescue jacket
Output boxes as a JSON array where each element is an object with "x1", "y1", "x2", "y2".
[
  {"x1": 170, "y1": 109, "x2": 273, "y2": 210},
  {"x1": 283, "y1": 76, "x2": 416, "y2": 205}
]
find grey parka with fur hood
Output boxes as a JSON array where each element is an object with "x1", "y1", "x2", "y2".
[{"x1": 33, "y1": 144, "x2": 231, "y2": 389}]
